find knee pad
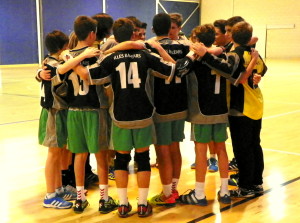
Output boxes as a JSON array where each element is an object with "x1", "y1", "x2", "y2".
[
  {"x1": 134, "y1": 150, "x2": 151, "y2": 172},
  {"x1": 114, "y1": 152, "x2": 131, "y2": 171}
]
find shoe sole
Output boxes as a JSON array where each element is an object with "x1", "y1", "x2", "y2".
[
  {"x1": 43, "y1": 204, "x2": 72, "y2": 209},
  {"x1": 208, "y1": 169, "x2": 218, "y2": 172}
]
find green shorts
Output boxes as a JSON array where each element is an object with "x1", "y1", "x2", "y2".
[
  {"x1": 38, "y1": 108, "x2": 68, "y2": 148},
  {"x1": 112, "y1": 123, "x2": 154, "y2": 151},
  {"x1": 155, "y1": 119, "x2": 185, "y2": 145},
  {"x1": 67, "y1": 109, "x2": 100, "y2": 153},
  {"x1": 191, "y1": 123, "x2": 228, "y2": 143}
]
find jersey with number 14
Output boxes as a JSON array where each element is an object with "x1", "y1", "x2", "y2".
[{"x1": 89, "y1": 49, "x2": 175, "y2": 129}]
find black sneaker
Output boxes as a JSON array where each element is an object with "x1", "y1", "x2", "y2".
[
  {"x1": 228, "y1": 158, "x2": 238, "y2": 171},
  {"x1": 85, "y1": 172, "x2": 98, "y2": 187},
  {"x1": 99, "y1": 196, "x2": 118, "y2": 214},
  {"x1": 228, "y1": 173, "x2": 239, "y2": 186},
  {"x1": 253, "y1": 185, "x2": 264, "y2": 195},
  {"x1": 230, "y1": 188, "x2": 255, "y2": 198},
  {"x1": 138, "y1": 202, "x2": 153, "y2": 217},
  {"x1": 118, "y1": 203, "x2": 132, "y2": 218},
  {"x1": 74, "y1": 199, "x2": 89, "y2": 214}
]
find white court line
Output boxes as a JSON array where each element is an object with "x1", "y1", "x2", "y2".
[{"x1": 263, "y1": 109, "x2": 300, "y2": 120}]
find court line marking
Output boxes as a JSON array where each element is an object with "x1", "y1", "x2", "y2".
[
  {"x1": 263, "y1": 109, "x2": 300, "y2": 120},
  {"x1": 0, "y1": 119, "x2": 39, "y2": 126},
  {"x1": 187, "y1": 176, "x2": 300, "y2": 223}
]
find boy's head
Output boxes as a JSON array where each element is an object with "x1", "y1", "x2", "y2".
[
  {"x1": 92, "y1": 13, "x2": 114, "y2": 41},
  {"x1": 152, "y1": 13, "x2": 171, "y2": 36},
  {"x1": 192, "y1": 24, "x2": 216, "y2": 47},
  {"x1": 169, "y1": 13, "x2": 183, "y2": 40},
  {"x1": 45, "y1": 30, "x2": 69, "y2": 54},
  {"x1": 231, "y1": 21, "x2": 253, "y2": 46},
  {"x1": 74, "y1": 15, "x2": 97, "y2": 41},
  {"x1": 113, "y1": 18, "x2": 134, "y2": 43},
  {"x1": 139, "y1": 22, "x2": 147, "y2": 41},
  {"x1": 213, "y1": 19, "x2": 230, "y2": 46},
  {"x1": 225, "y1": 16, "x2": 245, "y2": 39},
  {"x1": 126, "y1": 16, "x2": 142, "y2": 41}
]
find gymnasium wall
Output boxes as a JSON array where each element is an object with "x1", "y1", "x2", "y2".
[
  {"x1": 200, "y1": 0, "x2": 300, "y2": 59},
  {"x1": 0, "y1": 0, "x2": 199, "y2": 65}
]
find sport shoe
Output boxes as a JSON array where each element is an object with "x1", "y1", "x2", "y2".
[
  {"x1": 108, "y1": 166, "x2": 115, "y2": 180},
  {"x1": 99, "y1": 196, "x2": 118, "y2": 214},
  {"x1": 228, "y1": 158, "x2": 238, "y2": 171},
  {"x1": 64, "y1": 185, "x2": 88, "y2": 195},
  {"x1": 218, "y1": 191, "x2": 231, "y2": 204},
  {"x1": 85, "y1": 172, "x2": 98, "y2": 187},
  {"x1": 178, "y1": 189, "x2": 208, "y2": 206},
  {"x1": 253, "y1": 185, "x2": 264, "y2": 195},
  {"x1": 230, "y1": 187, "x2": 255, "y2": 198},
  {"x1": 137, "y1": 202, "x2": 153, "y2": 217},
  {"x1": 207, "y1": 158, "x2": 218, "y2": 172},
  {"x1": 149, "y1": 192, "x2": 176, "y2": 206},
  {"x1": 118, "y1": 203, "x2": 132, "y2": 218},
  {"x1": 58, "y1": 188, "x2": 77, "y2": 201},
  {"x1": 172, "y1": 189, "x2": 179, "y2": 200},
  {"x1": 228, "y1": 173, "x2": 239, "y2": 186},
  {"x1": 43, "y1": 196, "x2": 73, "y2": 209},
  {"x1": 190, "y1": 163, "x2": 195, "y2": 169},
  {"x1": 74, "y1": 199, "x2": 89, "y2": 214}
]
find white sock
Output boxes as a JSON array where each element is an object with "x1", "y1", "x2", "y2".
[
  {"x1": 76, "y1": 186, "x2": 86, "y2": 201},
  {"x1": 162, "y1": 184, "x2": 172, "y2": 197},
  {"x1": 138, "y1": 188, "x2": 149, "y2": 205},
  {"x1": 117, "y1": 188, "x2": 128, "y2": 205},
  {"x1": 45, "y1": 192, "x2": 56, "y2": 199},
  {"x1": 220, "y1": 178, "x2": 229, "y2": 196},
  {"x1": 55, "y1": 186, "x2": 64, "y2": 195},
  {"x1": 195, "y1": 182, "x2": 205, "y2": 200},
  {"x1": 172, "y1": 178, "x2": 179, "y2": 191},
  {"x1": 99, "y1": 184, "x2": 108, "y2": 201},
  {"x1": 210, "y1": 154, "x2": 216, "y2": 159}
]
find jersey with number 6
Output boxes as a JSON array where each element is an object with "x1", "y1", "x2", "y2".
[{"x1": 89, "y1": 49, "x2": 175, "y2": 129}]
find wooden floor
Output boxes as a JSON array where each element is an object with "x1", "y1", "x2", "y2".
[{"x1": 0, "y1": 59, "x2": 300, "y2": 223}]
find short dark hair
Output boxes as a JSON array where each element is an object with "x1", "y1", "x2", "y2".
[
  {"x1": 92, "y1": 13, "x2": 114, "y2": 41},
  {"x1": 226, "y1": 16, "x2": 245, "y2": 27},
  {"x1": 169, "y1": 13, "x2": 183, "y2": 27},
  {"x1": 141, "y1": 22, "x2": 147, "y2": 29},
  {"x1": 213, "y1": 19, "x2": 227, "y2": 34},
  {"x1": 74, "y1": 15, "x2": 97, "y2": 41},
  {"x1": 193, "y1": 24, "x2": 215, "y2": 47},
  {"x1": 232, "y1": 21, "x2": 253, "y2": 46},
  {"x1": 126, "y1": 16, "x2": 142, "y2": 28},
  {"x1": 152, "y1": 13, "x2": 171, "y2": 36},
  {"x1": 113, "y1": 18, "x2": 134, "y2": 43},
  {"x1": 45, "y1": 30, "x2": 69, "y2": 54}
]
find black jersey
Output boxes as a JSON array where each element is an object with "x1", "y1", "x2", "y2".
[
  {"x1": 66, "y1": 47, "x2": 100, "y2": 109},
  {"x1": 187, "y1": 52, "x2": 228, "y2": 124},
  {"x1": 39, "y1": 56, "x2": 61, "y2": 109},
  {"x1": 148, "y1": 37, "x2": 191, "y2": 122},
  {"x1": 229, "y1": 46, "x2": 267, "y2": 120},
  {"x1": 89, "y1": 49, "x2": 175, "y2": 129}
]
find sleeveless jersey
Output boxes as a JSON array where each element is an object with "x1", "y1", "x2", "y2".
[
  {"x1": 89, "y1": 49, "x2": 175, "y2": 129},
  {"x1": 148, "y1": 37, "x2": 191, "y2": 122},
  {"x1": 187, "y1": 53, "x2": 229, "y2": 124},
  {"x1": 66, "y1": 47, "x2": 100, "y2": 109}
]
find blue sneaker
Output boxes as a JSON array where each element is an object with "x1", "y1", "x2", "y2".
[
  {"x1": 178, "y1": 189, "x2": 208, "y2": 206},
  {"x1": 207, "y1": 158, "x2": 218, "y2": 172},
  {"x1": 58, "y1": 188, "x2": 77, "y2": 201},
  {"x1": 43, "y1": 196, "x2": 73, "y2": 209}
]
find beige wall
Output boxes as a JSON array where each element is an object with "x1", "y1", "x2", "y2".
[{"x1": 200, "y1": 0, "x2": 300, "y2": 59}]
